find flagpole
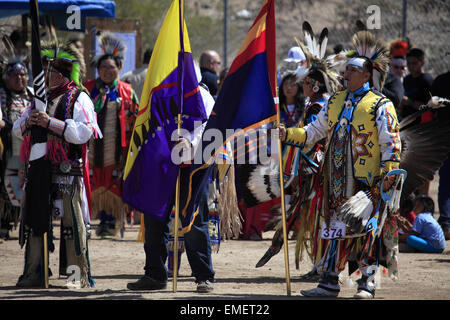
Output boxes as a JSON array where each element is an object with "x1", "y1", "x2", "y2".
[
  {"x1": 276, "y1": 99, "x2": 291, "y2": 296},
  {"x1": 173, "y1": 0, "x2": 185, "y2": 293},
  {"x1": 272, "y1": 57, "x2": 291, "y2": 294},
  {"x1": 43, "y1": 232, "x2": 49, "y2": 288},
  {"x1": 267, "y1": 0, "x2": 290, "y2": 296},
  {"x1": 29, "y1": 0, "x2": 49, "y2": 290},
  {"x1": 173, "y1": 116, "x2": 181, "y2": 293}
]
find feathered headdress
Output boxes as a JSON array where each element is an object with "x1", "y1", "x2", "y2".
[
  {"x1": 41, "y1": 40, "x2": 86, "y2": 88},
  {"x1": 294, "y1": 22, "x2": 343, "y2": 94},
  {"x1": 91, "y1": 32, "x2": 126, "y2": 68},
  {"x1": 0, "y1": 35, "x2": 28, "y2": 79},
  {"x1": 347, "y1": 30, "x2": 390, "y2": 91}
]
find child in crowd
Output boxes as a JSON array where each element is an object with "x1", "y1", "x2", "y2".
[{"x1": 402, "y1": 195, "x2": 446, "y2": 253}]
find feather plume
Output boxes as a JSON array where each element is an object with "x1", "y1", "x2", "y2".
[
  {"x1": 356, "y1": 19, "x2": 367, "y2": 32},
  {"x1": 302, "y1": 21, "x2": 316, "y2": 58},
  {"x1": 326, "y1": 50, "x2": 352, "y2": 73},
  {"x1": 350, "y1": 31, "x2": 390, "y2": 90},
  {"x1": 41, "y1": 40, "x2": 86, "y2": 88},
  {"x1": 0, "y1": 35, "x2": 27, "y2": 69},
  {"x1": 91, "y1": 32, "x2": 126, "y2": 68},
  {"x1": 98, "y1": 32, "x2": 126, "y2": 57},
  {"x1": 318, "y1": 28, "x2": 328, "y2": 59},
  {"x1": 293, "y1": 21, "x2": 342, "y2": 94}
]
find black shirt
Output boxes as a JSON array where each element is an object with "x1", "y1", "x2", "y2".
[
  {"x1": 402, "y1": 73, "x2": 433, "y2": 118},
  {"x1": 200, "y1": 67, "x2": 219, "y2": 97},
  {"x1": 431, "y1": 71, "x2": 450, "y2": 120},
  {"x1": 382, "y1": 72, "x2": 404, "y2": 109},
  {"x1": 431, "y1": 71, "x2": 450, "y2": 99}
]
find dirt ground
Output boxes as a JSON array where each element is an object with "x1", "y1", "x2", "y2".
[{"x1": 1, "y1": 176, "x2": 449, "y2": 301}]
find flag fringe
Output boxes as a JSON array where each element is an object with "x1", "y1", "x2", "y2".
[
  {"x1": 216, "y1": 164, "x2": 242, "y2": 239},
  {"x1": 90, "y1": 188, "x2": 124, "y2": 220}
]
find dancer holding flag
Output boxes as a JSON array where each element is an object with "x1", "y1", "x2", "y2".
[
  {"x1": 124, "y1": 0, "x2": 214, "y2": 293},
  {"x1": 181, "y1": 0, "x2": 293, "y2": 294}
]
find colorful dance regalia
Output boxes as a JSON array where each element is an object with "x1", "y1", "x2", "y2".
[
  {"x1": 287, "y1": 82, "x2": 401, "y2": 279},
  {"x1": 284, "y1": 95, "x2": 327, "y2": 270},
  {"x1": 85, "y1": 78, "x2": 138, "y2": 233},
  {"x1": 256, "y1": 22, "x2": 346, "y2": 270},
  {"x1": 14, "y1": 76, "x2": 101, "y2": 288},
  {"x1": 0, "y1": 37, "x2": 33, "y2": 241},
  {"x1": 0, "y1": 86, "x2": 33, "y2": 240}
]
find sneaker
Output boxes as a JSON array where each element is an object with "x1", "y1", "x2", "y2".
[
  {"x1": 354, "y1": 289, "x2": 375, "y2": 299},
  {"x1": 127, "y1": 276, "x2": 167, "y2": 291},
  {"x1": 300, "y1": 286, "x2": 339, "y2": 298},
  {"x1": 355, "y1": 276, "x2": 375, "y2": 299},
  {"x1": 196, "y1": 280, "x2": 214, "y2": 293}
]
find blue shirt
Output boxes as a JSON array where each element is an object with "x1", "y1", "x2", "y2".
[{"x1": 412, "y1": 212, "x2": 447, "y2": 250}]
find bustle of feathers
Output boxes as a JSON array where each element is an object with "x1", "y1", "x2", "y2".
[
  {"x1": 399, "y1": 97, "x2": 450, "y2": 201},
  {"x1": 350, "y1": 31, "x2": 390, "y2": 90},
  {"x1": 294, "y1": 21, "x2": 342, "y2": 94},
  {"x1": 239, "y1": 163, "x2": 281, "y2": 208},
  {"x1": 91, "y1": 32, "x2": 126, "y2": 68}
]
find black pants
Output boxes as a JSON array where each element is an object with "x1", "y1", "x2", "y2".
[{"x1": 143, "y1": 167, "x2": 215, "y2": 282}]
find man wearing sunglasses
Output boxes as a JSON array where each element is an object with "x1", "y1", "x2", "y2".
[
  {"x1": 199, "y1": 50, "x2": 222, "y2": 97},
  {"x1": 382, "y1": 56, "x2": 405, "y2": 110}
]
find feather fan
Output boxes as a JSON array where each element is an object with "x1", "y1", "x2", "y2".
[{"x1": 336, "y1": 190, "x2": 374, "y2": 234}]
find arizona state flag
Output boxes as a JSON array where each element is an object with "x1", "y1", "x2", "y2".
[
  {"x1": 122, "y1": 0, "x2": 207, "y2": 221},
  {"x1": 182, "y1": 0, "x2": 278, "y2": 220}
]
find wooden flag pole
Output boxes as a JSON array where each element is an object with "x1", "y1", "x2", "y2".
[
  {"x1": 275, "y1": 97, "x2": 291, "y2": 296},
  {"x1": 173, "y1": 114, "x2": 182, "y2": 293},
  {"x1": 173, "y1": 0, "x2": 185, "y2": 293},
  {"x1": 43, "y1": 232, "x2": 49, "y2": 288}
]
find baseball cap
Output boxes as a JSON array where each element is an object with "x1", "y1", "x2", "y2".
[{"x1": 284, "y1": 46, "x2": 306, "y2": 63}]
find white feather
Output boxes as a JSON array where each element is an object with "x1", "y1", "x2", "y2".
[
  {"x1": 320, "y1": 36, "x2": 328, "y2": 59},
  {"x1": 337, "y1": 191, "x2": 374, "y2": 233},
  {"x1": 247, "y1": 163, "x2": 281, "y2": 203}
]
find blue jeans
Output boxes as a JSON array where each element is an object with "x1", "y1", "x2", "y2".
[
  {"x1": 406, "y1": 235, "x2": 444, "y2": 253},
  {"x1": 143, "y1": 167, "x2": 215, "y2": 282},
  {"x1": 438, "y1": 155, "x2": 450, "y2": 230}
]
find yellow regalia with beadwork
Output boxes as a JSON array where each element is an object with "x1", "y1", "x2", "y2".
[{"x1": 285, "y1": 30, "x2": 403, "y2": 284}]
